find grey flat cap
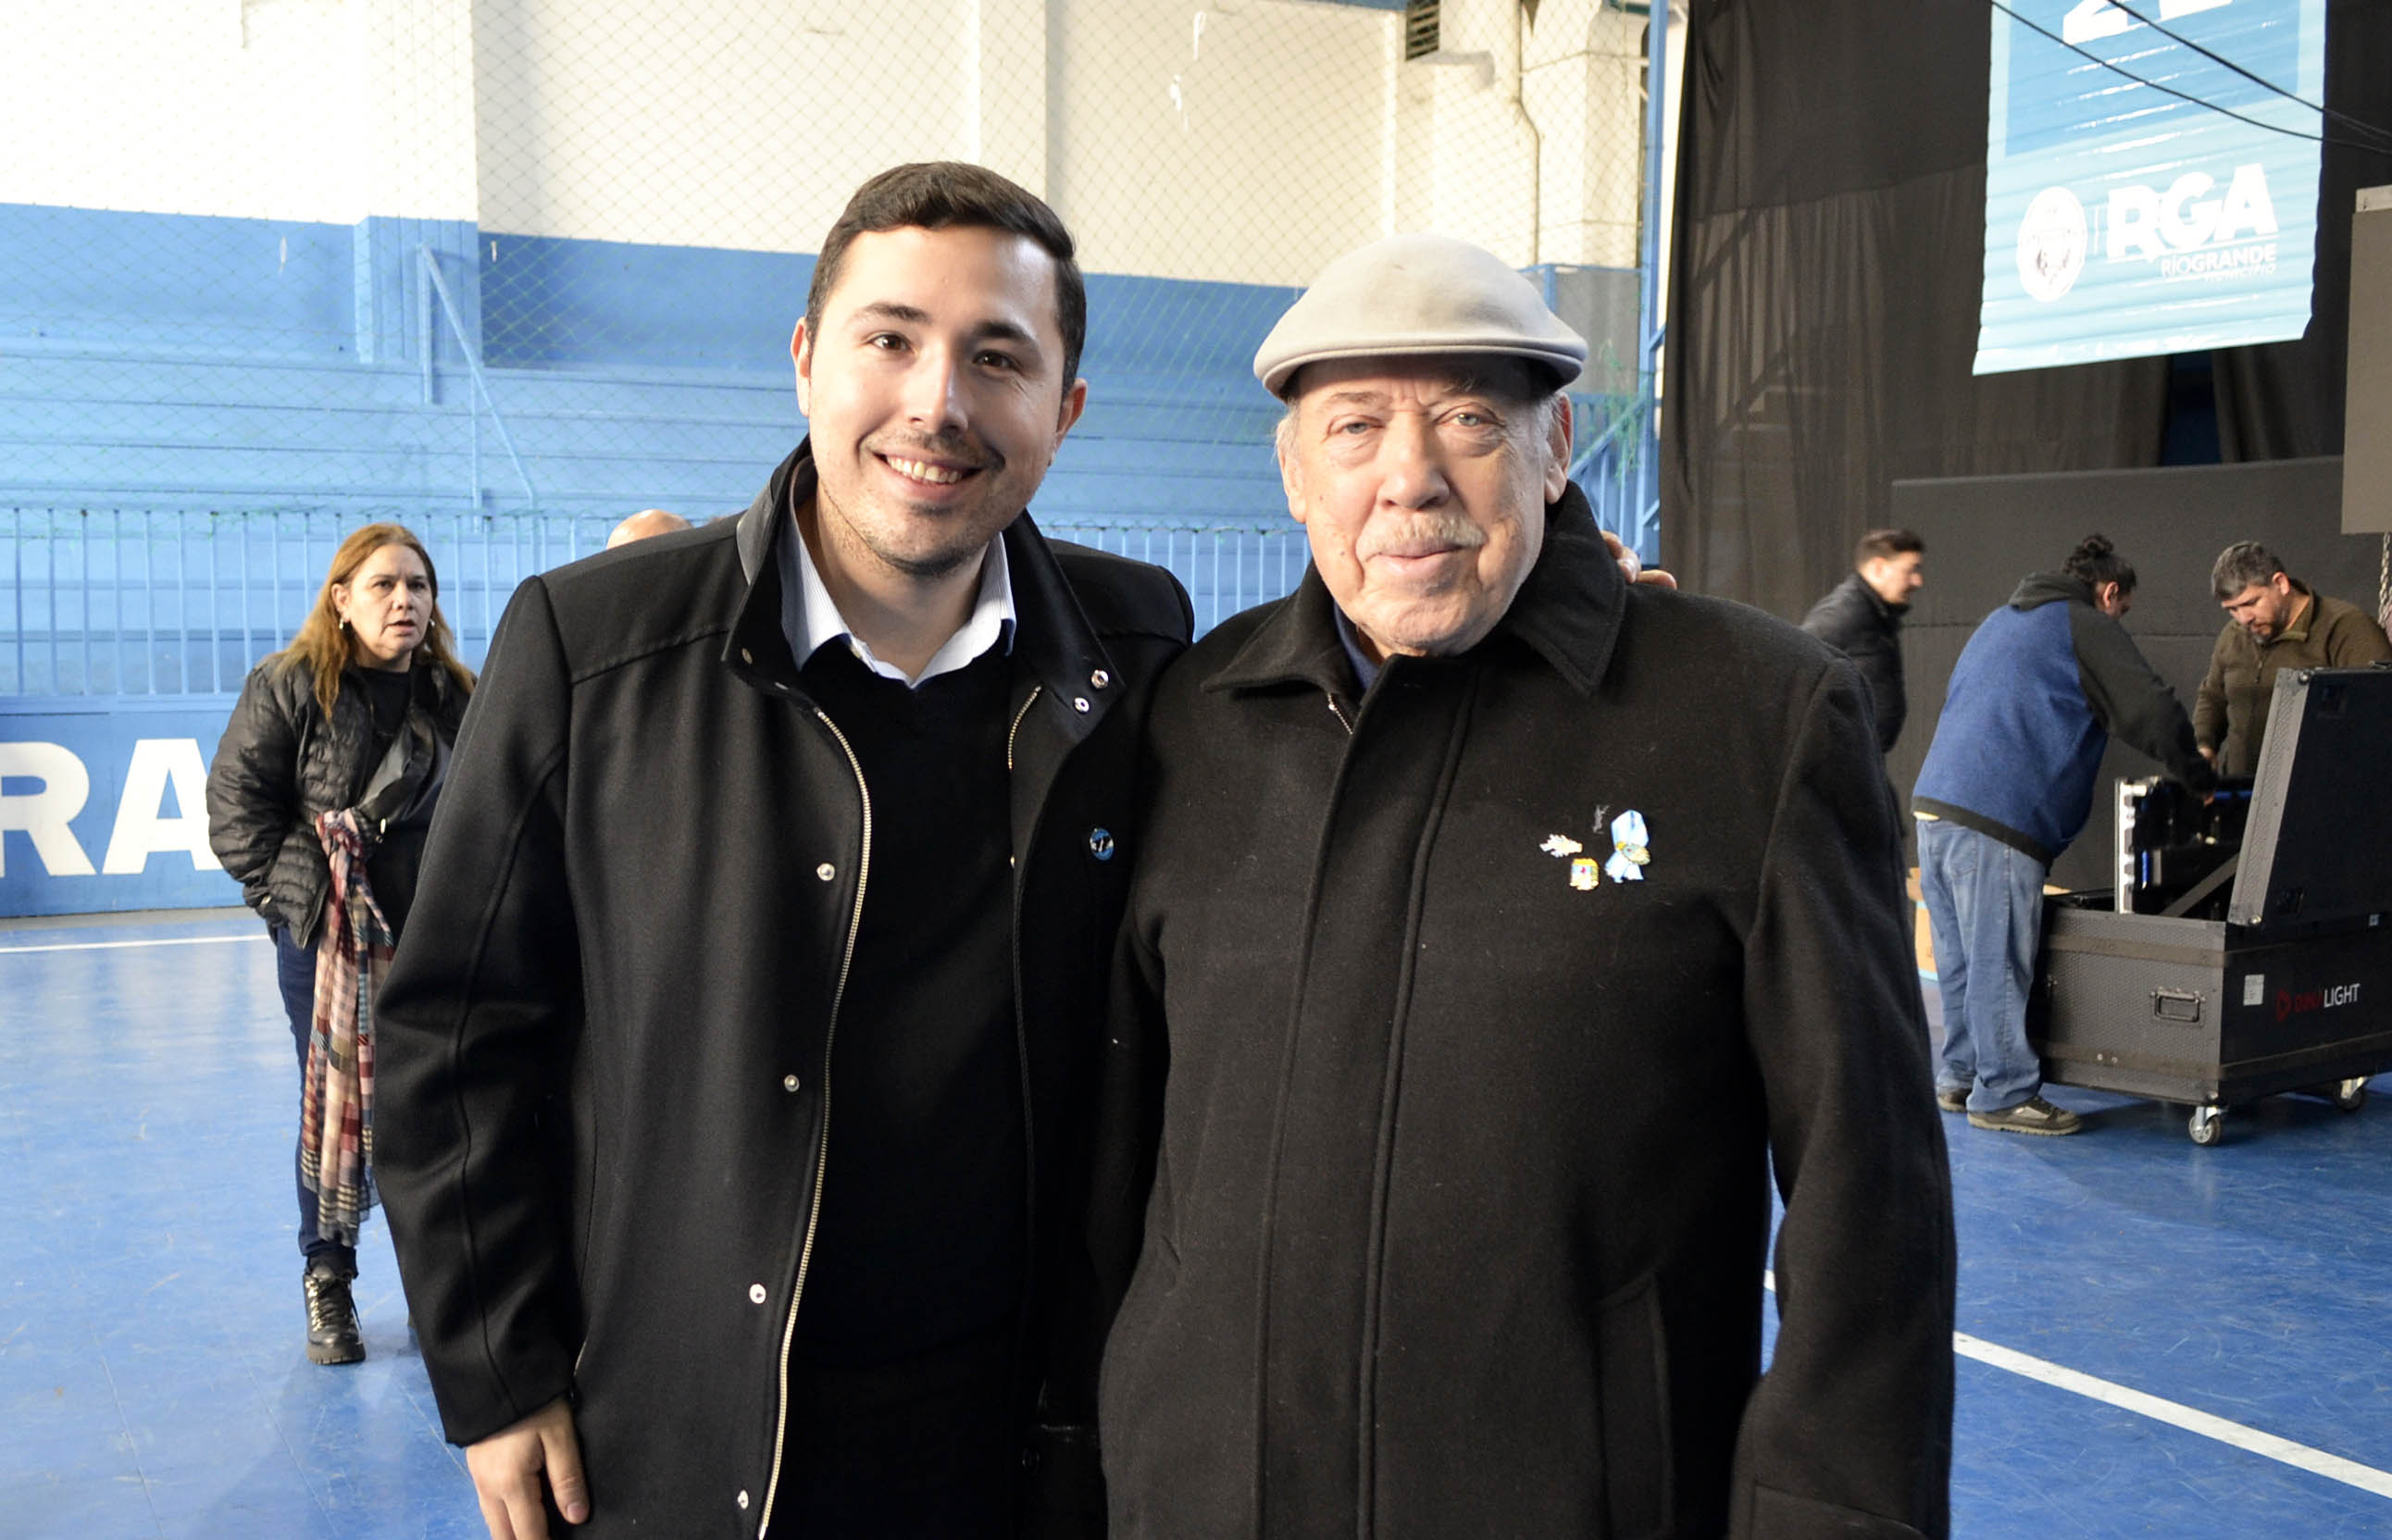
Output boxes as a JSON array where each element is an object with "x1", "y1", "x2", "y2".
[{"x1": 1254, "y1": 232, "x2": 1588, "y2": 398}]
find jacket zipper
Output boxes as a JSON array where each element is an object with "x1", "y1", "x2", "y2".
[
  {"x1": 1006, "y1": 684, "x2": 1043, "y2": 771},
  {"x1": 1004, "y1": 694, "x2": 1047, "y2": 1468},
  {"x1": 1326, "y1": 691, "x2": 1356, "y2": 736},
  {"x1": 756, "y1": 707, "x2": 873, "y2": 1537}
]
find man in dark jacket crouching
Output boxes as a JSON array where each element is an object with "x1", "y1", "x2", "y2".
[
  {"x1": 1095, "y1": 234, "x2": 1957, "y2": 1539},
  {"x1": 373, "y1": 164, "x2": 1190, "y2": 1539}
]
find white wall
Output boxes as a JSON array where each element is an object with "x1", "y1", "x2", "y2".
[
  {"x1": 1052, "y1": 0, "x2": 1395, "y2": 286},
  {"x1": 2, "y1": 0, "x2": 1652, "y2": 286},
  {"x1": 0, "y1": 0, "x2": 374, "y2": 222},
  {"x1": 1522, "y1": 0, "x2": 1650, "y2": 269},
  {"x1": 473, "y1": 0, "x2": 978, "y2": 250}
]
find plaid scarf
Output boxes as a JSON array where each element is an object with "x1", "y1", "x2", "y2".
[{"x1": 299, "y1": 807, "x2": 393, "y2": 1247}]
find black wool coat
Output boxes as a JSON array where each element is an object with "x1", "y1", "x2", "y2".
[
  {"x1": 374, "y1": 442, "x2": 1190, "y2": 1539},
  {"x1": 1097, "y1": 491, "x2": 1956, "y2": 1540},
  {"x1": 206, "y1": 654, "x2": 470, "y2": 946},
  {"x1": 1798, "y1": 571, "x2": 1907, "y2": 753}
]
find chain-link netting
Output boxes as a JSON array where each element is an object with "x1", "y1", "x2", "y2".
[{"x1": 3, "y1": 0, "x2": 1662, "y2": 694}]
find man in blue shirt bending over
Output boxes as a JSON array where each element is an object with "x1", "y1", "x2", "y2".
[{"x1": 1912, "y1": 534, "x2": 2215, "y2": 1136}]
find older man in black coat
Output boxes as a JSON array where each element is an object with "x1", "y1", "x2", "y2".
[{"x1": 1097, "y1": 235, "x2": 1956, "y2": 1539}]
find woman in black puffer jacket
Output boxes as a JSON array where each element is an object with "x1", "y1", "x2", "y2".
[{"x1": 206, "y1": 522, "x2": 473, "y2": 1367}]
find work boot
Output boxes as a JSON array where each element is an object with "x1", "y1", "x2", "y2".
[
  {"x1": 304, "y1": 1262, "x2": 366, "y2": 1365},
  {"x1": 1967, "y1": 1095, "x2": 2084, "y2": 1136}
]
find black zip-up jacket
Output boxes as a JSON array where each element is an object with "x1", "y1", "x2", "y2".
[
  {"x1": 206, "y1": 655, "x2": 470, "y2": 946},
  {"x1": 1097, "y1": 490, "x2": 1955, "y2": 1540},
  {"x1": 1800, "y1": 571, "x2": 1908, "y2": 752},
  {"x1": 373, "y1": 441, "x2": 1190, "y2": 1539}
]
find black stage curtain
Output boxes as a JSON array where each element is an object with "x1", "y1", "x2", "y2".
[
  {"x1": 2214, "y1": 0, "x2": 2392, "y2": 460},
  {"x1": 1662, "y1": 0, "x2": 2392, "y2": 615}
]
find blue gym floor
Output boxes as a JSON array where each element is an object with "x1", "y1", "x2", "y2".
[{"x1": 5, "y1": 910, "x2": 2390, "y2": 1538}]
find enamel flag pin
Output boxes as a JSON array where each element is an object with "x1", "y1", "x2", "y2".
[{"x1": 1605, "y1": 809, "x2": 1651, "y2": 884}]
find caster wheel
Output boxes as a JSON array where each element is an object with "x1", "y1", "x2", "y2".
[
  {"x1": 2188, "y1": 1105, "x2": 2224, "y2": 1146},
  {"x1": 2333, "y1": 1077, "x2": 2368, "y2": 1112}
]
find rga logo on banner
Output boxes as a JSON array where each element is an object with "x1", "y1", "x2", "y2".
[
  {"x1": 2019, "y1": 163, "x2": 2280, "y2": 301},
  {"x1": 0, "y1": 739, "x2": 220, "y2": 878},
  {"x1": 2111, "y1": 162, "x2": 2279, "y2": 281}
]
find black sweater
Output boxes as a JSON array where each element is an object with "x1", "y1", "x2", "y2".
[{"x1": 791, "y1": 641, "x2": 1024, "y2": 1365}]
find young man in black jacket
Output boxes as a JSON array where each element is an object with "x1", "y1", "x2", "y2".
[
  {"x1": 1800, "y1": 528, "x2": 1925, "y2": 754},
  {"x1": 373, "y1": 163, "x2": 1190, "y2": 1540}
]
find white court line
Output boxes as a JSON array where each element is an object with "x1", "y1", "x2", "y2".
[
  {"x1": 0, "y1": 934, "x2": 268, "y2": 956},
  {"x1": 1764, "y1": 1273, "x2": 2392, "y2": 1499},
  {"x1": 1953, "y1": 1331, "x2": 2392, "y2": 1498}
]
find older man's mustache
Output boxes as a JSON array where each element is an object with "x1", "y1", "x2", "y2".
[{"x1": 1357, "y1": 514, "x2": 1489, "y2": 563}]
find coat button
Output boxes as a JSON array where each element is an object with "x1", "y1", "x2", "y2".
[
  {"x1": 737, "y1": 1489, "x2": 750, "y2": 1509},
  {"x1": 782, "y1": 1074, "x2": 800, "y2": 1093},
  {"x1": 741, "y1": 648, "x2": 754, "y2": 664},
  {"x1": 816, "y1": 863, "x2": 835, "y2": 881},
  {"x1": 748, "y1": 1283, "x2": 767, "y2": 1304},
  {"x1": 1072, "y1": 696, "x2": 1090, "y2": 713},
  {"x1": 1089, "y1": 828, "x2": 1115, "y2": 861},
  {"x1": 1090, "y1": 669, "x2": 1111, "y2": 689}
]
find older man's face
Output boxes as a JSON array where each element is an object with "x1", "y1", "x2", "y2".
[{"x1": 1278, "y1": 357, "x2": 1568, "y2": 663}]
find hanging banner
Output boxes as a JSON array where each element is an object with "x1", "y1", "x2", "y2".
[{"x1": 1975, "y1": 0, "x2": 2326, "y2": 375}]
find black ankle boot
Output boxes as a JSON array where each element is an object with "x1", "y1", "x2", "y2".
[{"x1": 304, "y1": 1263, "x2": 366, "y2": 1365}]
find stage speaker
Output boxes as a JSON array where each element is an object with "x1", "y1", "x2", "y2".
[{"x1": 2347, "y1": 185, "x2": 2391, "y2": 535}]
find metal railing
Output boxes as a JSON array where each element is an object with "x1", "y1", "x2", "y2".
[
  {"x1": 0, "y1": 507, "x2": 1308, "y2": 698},
  {"x1": 1569, "y1": 388, "x2": 1659, "y2": 559}
]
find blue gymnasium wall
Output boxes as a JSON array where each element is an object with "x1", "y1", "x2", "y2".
[
  {"x1": 0, "y1": 203, "x2": 1294, "y2": 518},
  {"x1": 0, "y1": 202, "x2": 1302, "y2": 915}
]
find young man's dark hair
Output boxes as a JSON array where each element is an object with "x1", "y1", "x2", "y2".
[
  {"x1": 1853, "y1": 528, "x2": 1924, "y2": 565},
  {"x1": 804, "y1": 160, "x2": 1090, "y2": 386},
  {"x1": 2211, "y1": 540, "x2": 2287, "y2": 602},
  {"x1": 2062, "y1": 532, "x2": 2136, "y2": 595}
]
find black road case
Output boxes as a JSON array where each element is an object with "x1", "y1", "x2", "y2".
[{"x1": 2030, "y1": 666, "x2": 2392, "y2": 1143}]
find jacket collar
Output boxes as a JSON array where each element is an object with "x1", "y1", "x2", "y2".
[
  {"x1": 722, "y1": 440, "x2": 1116, "y2": 735},
  {"x1": 1843, "y1": 569, "x2": 1906, "y2": 622},
  {"x1": 1203, "y1": 481, "x2": 1626, "y2": 700}
]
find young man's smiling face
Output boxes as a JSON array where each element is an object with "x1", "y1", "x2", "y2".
[{"x1": 793, "y1": 223, "x2": 1087, "y2": 583}]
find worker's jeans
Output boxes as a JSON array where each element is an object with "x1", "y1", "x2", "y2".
[{"x1": 1916, "y1": 817, "x2": 2049, "y2": 1113}]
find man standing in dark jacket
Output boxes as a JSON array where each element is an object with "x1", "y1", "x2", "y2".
[
  {"x1": 372, "y1": 164, "x2": 1191, "y2": 1540},
  {"x1": 1912, "y1": 536, "x2": 2215, "y2": 1136},
  {"x1": 1098, "y1": 234, "x2": 1955, "y2": 1540},
  {"x1": 1800, "y1": 528, "x2": 1925, "y2": 753}
]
